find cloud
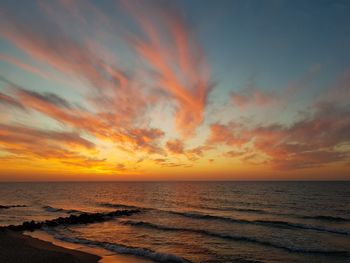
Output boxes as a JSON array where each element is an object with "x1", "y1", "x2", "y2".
[
  {"x1": 153, "y1": 157, "x2": 191, "y2": 168},
  {"x1": 166, "y1": 139, "x2": 184, "y2": 154},
  {"x1": 116, "y1": 163, "x2": 126, "y2": 171},
  {"x1": 0, "y1": 9, "x2": 108, "y2": 91},
  {"x1": 0, "y1": 53, "x2": 50, "y2": 79},
  {"x1": 224, "y1": 150, "x2": 246, "y2": 158},
  {"x1": 208, "y1": 102, "x2": 350, "y2": 170},
  {"x1": 230, "y1": 66, "x2": 320, "y2": 109},
  {"x1": 185, "y1": 145, "x2": 213, "y2": 161},
  {"x1": 61, "y1": 157, "x2": 106, "y2": 168},
  {"x1": 3, "y1": 81, "x2": 165, "y2": 156},
  {"x1": 0, "y1": 123, "x2": 95, "y2": 149},
  {"x1": 0, "y1": 91, "x2": 25, "y2": 110},
  {"x1": 0, "y1": 1, "x2": 173, "y2": 158},
  {"x1": 16, "y1": 89, "x2": 73, "y2": 109},
  {"x1": 231, "y1": 88, "x2": 277, "y2": 109},
  {"x1": 154, "y1": 158, "x2": 166, "y2": 164},
  {"x1": 125, "y1": 1, "x2": 213, "y2": 137},
  {"x1": 0, "y1": 0, "x2": 215, "y2": 165},
  {"x1": 165, "y1": 139, "x2": 212, "y2": 161},
  {"x1": 117, "y1": 128, "x2": 165, "y2": 155},
  {"x1": 0, "y1": 5, "x2": 148, "y2": 127},
  {"x1": 0, "y1": 0, "x2": 214, "y2": 162},
  {"x1": 0, "y1": 123, "x2": 102, "y2": 169},
  {"x1": 208, "y1": 122, "x2": 251, "y2": 147},
  {"x1": 11, "y1": 86, "x2": 105, "y2": 133}
]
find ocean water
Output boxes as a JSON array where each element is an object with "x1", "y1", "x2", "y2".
[{"x1": 0, "y1": 182, "x2": 349, "y2": 263}]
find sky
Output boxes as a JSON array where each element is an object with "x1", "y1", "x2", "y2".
[{"x1": 0, "y1": 0, "x2": 349, "y2": 181}]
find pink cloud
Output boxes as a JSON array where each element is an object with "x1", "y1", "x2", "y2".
[
  {"x1": 0, "y1": 91, "x2": 25, "y2": 110},
  {"x1": 125, "y1": 1, "x2": 213, "y2": 137},
  {"x1": 208, "y1": 123, "x2": 251, "y2": 147},
  {"x1": 0, "y1": 53, "x2": 50, "y2": 79},
  {"x1": 208, "y1": 102, "x2": 350, "y2": 170}
]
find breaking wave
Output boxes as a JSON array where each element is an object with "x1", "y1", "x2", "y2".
[
  {"x1": 120, "y1": 220, "x2": 350, "y2": 256},
  {"x1": 99, "y1": 203, "x2": 350, "y2": 236},
  {"x1": 54, "y1": 234, "x2": 191, "y2": 263},
  {"x1": 42, "y1": 205, "x2": 81, "y2": 214}
]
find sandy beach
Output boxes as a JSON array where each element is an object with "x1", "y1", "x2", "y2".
[
  {"x1": 0, "y1": 229, "x2": 153, "y2": 263},
  {"x1": 25, "y1": 230, "x2": 153, "y2": 263},
  {"x1": 0, "y1": 230, "x2": 101, "y2": 263}
]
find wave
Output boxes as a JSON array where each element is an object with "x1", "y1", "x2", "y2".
[
  {"x1": 53, "y1": 234, "x2": 191, "y2": 263},
  {"x1": 172, "y1": 202, "x2": 350, "y2": 224},
  {"x1": 0, "y1": 204, "x2": 26, "y2": 209},
  {"x1": 99, "y1": 202, "x2": 268, "y2": 215},
  {"x1": 98, "y1": 203, "x2": 350, "y2": 236},
  {"x1": 192, "y1": 203, "x2": 270, "y2": 215},
  {"x1": 230, "y1": 207, "x2": 268, "y2": 213},
  {"x1": 98, "y1": 203, "x2": 141, "y2": 210},
  {"x1": 2, "y1": 209, "x2": 141, "y2": 231},
  {"x1": 199, "y1": 205, "x2": 350, "y2": 224},
  {"x1": 301, "y1": 215, "x2": 350, "y2": 222},
  {"x1": 167, "y1": 210, "x2": 243, "y2": 222},
  {"x1": 42, "y1": 205, "x2": 81, "y2": 214},
  {"x1": 254, "y1": 220, "x2": 350, "y2": 236},
  {"x1": 100, "y1": 201, "x2": 349, "y2": 219},
  {"x1": 120, "y1": 220, "x2": 350, "y2": 257},
  {"x1": 168, "y1": 211, "x2": 350, "y2": 236}
]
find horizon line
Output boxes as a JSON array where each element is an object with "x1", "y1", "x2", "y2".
[{"x1": 1, "y1": 180, "x2": 349, "y2": 183}]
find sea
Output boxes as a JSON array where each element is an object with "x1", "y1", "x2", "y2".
[{"x1": 0, "y1": 182, "x2": 349, "y2": 263}]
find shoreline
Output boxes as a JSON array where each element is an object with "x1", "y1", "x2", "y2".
[
  {"x1": 25, "y1": 230, "x2": 153, "y2": 263},
  {"x1": 0, "y1": 229, "x2": 152, "y2": 263},
  {"x1": 0, "y1": 229, "x2": 100, "y2": 263}
]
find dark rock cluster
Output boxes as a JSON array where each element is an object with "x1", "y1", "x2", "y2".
[
  {"x1": 1, "y1": 209, "x2": 141, "y2": 232},
  {"x1": 0, "y1": 205, "x2": 27, "y2": 209}
]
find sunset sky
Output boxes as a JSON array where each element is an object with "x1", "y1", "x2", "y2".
[{"x1": 0, "y1": 0, "x2": 349, "y2": 181}]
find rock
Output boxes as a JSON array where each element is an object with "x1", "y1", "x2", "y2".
[{"x1": 1, "y1": 209, "x2": 142, "y2": 232}]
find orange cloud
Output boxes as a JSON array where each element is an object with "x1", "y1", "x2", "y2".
[
  {"x1": 125, "y1": 1, "x2": 213, "y2": 137},
  {"x1": 0, "y1": 123, "x2": 94, "y2": 149},
  {"x1": 166, "y1": 139, "x2": 184, "y2": 154},
  {"x1": 0, "y1": 1, "x2": 213, "y2": 168},
  {"x1": 165, "y1": 139, "x2": 211, "y2": 162},
  {"x1": 1, "y1": 83, "x2": 164, "y2": 157},
  {"x1": 208, "y1": 102, "x2": 350, "y2": 170},
  {"x1": 0, "y1": 123, "x2": 103, "y2": 170},
  {"x1": 114, "y1": 128, "x2": 165, "y2": 155},
  {"x1": 208, "y1": 123, "x2": 251, "y2": 147}
]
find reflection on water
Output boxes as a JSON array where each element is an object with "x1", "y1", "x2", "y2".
[{"x1": 1, "y1": 182, "x2": 349, "y2": 262}]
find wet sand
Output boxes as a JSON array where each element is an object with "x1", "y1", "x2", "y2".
[
  {"x1": 0, "y1": 230, "x2": 100, "y2": 263},
  {"x1": 26, "y1": 230, "x2": 153, "y2": 263}
]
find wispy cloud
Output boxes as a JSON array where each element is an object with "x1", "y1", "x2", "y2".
[
  {"x1": 0, "y1": 91, "x2": 25, "y2": 110},
  {"x1": 0, "y1": 0, "x2": 215, "y2": 171},
  {"x1": 0, "y1": 53, "x2": 50, "y2": 79},
  {"x1": 125, "y1": 1, "x2": 213, "y2": 137},
  {"x1": 231, "y1": 88, "x2": 278, "y2": 109},
  {"x1": 0, "y1": 123, "x2": 101, "y2": 169}
]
